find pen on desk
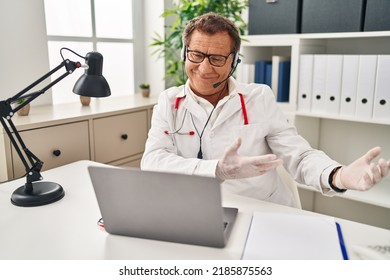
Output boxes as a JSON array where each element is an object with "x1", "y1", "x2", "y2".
[{"x1": 336, "y1": 222, "x2": 349, "y2": 260}]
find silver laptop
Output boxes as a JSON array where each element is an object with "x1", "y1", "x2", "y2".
[{"x1": 88, "y1": 166, "x2": 238, "y2": 248}]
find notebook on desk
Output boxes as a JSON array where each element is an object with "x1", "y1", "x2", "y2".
[
  {"x1": 88, "y1": 165, "x2": 238, "y2": 248},
  {"x1": 241, "y1": 212, "x2": 346, "y2": 260}
]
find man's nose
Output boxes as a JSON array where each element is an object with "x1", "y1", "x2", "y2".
[{"x1": 198, "y1": 57, "x2": 213, "y2": 71}]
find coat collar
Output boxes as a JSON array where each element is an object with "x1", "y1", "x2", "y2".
[{"x1": 174, "y1": 78, "x2": 247, "y2": 127}]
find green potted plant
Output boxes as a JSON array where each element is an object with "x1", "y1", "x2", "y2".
[
  {"x1": 139, "y1": 83, "x2": 150, "y2": 97},
  {"x1": 16, "y1": 98, "x2": 30, "y2": 116},
  {"x1": 151, "y1": 0, "x2": 248, "y2": 88}
]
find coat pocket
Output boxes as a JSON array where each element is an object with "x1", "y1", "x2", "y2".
[{"x1": 229, "y1": 123, "x2": 272, "y2": 156}]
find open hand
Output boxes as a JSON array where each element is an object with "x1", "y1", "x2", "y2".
[
  {"x1": 339, "y1": 147, "x2": 390, "y2": 191},
  {"x1": 216, "y1": 138, "x2": 283, "y2": 180}
]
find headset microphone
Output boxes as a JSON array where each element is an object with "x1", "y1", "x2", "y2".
[
  {"x1": 212, "y1": 54, "x2": 241, "y2": 88},
  {"x1": 213, "y1": 73, "x2": 233, "y2": 88}
]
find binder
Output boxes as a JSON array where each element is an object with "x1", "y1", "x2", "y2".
[
  {"x1": 236, "y1": 63, "x2": 255, "y2": 84},
  {"x1": 271, "y1": 56, "x2": 290, "y2": 97},
  {"x1": 276, "y1": 61, "x2": 291, "y2": 102},
  {"x1": 254, "y1": 60, "x2": 271, "y2": 85},
  {"x1": 297, "y1": 55, "x2": 314, "y2": 112},
  {"x1": 373, "y1": 55, "x2": 390, "y2": 121},
  {"x1": 324, "y1": 55, "x2": 343, "y2": 115},
  {"x1": 355, "y1": 55, "x2": 377, "y2": 120},
  {"x1": 340, "y1": 55, "x2": 359, "y2": 117},
  {"x1": 311, "y1": 55, "x2": 327, "y2": 113},
  {"x1": 248, "y1": 64, "x2": 255, "y2": 84},
  {"x1": 265, "y1": 62, "x2": 272, "y2": 88}
]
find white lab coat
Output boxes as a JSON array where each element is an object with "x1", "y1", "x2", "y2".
[{"x1": 141, "y1": 78, "x2": 340, "y2": 206}]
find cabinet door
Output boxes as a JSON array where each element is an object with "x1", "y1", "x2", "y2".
[
  {"x1": 12, "y1": 121, "x2": 90, "y2": 178},
  {"x1": 93, "y1": 110, "x2": 148, "y2": 163}
]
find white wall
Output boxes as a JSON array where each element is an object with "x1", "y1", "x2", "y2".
[
  {"x1": 0, "y1": 0, "x2": 52, "y2": 106},
  {"x1": 0, "y1": 0, "x2": 166, "y2": 105},
  {"x1": 144, "y1": 0, "x2": 165, "y2": 95}
]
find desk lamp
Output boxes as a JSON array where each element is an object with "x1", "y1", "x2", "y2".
[{"x1": 0, "y1": 48, "x2": 111, "y2": 207}]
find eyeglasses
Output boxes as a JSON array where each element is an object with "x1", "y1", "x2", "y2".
[{"x1": 186, "y1": 49, "x2": 233, "y2": 67}]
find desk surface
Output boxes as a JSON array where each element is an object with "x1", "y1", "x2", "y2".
[{"x1": 0, "y1": 160, "x2": 389, "y2": 260}]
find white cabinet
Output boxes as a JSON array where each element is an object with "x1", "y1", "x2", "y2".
[
  {"x1": 11, "y1": 121, "x2": 90, "y2": 178},
  {"x1": 241, "y1": 32, "x2": 390, "y2": 229},
  {"x1": 0, "y1": 95, "x2": 157, "y2": 181},
  {"x1": 93, "y1": 110, "x2": 148, "y2": 164}
]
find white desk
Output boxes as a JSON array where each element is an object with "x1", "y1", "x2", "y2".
[{"x1": 0, "y1": 160, "x2": 389, "y2": 260}]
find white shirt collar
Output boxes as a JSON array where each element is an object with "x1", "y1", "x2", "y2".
[{"x1": 185, "y1": 77, "x2": 238, "y2": 108}]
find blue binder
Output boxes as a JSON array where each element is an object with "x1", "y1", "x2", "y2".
[
  {"x1": 254, "y1": 60, "x2": 272, "y2": 86},
  {"x1": 277, "y1": 61, "x2": 291, "y2": 102}
]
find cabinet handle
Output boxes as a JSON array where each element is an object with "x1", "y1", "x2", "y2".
[
  {"x1": 52, "y1": 149, "x2": 61, "y2": 157},
  {"x1": 121, "y1": 134, "x2": 128, "y2": 140}
]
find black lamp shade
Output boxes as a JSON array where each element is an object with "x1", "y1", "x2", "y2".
[{"x1": 73, "y1": 52, "x2": 111, "y2": 97}]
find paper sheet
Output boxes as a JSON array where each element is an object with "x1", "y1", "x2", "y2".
[{"x1": 241, "y1": 212, "x2": 344, "y2": 260}]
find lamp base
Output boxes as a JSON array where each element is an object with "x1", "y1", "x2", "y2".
[{"x1": 11, "y1": 181, "x2": 65, "y2": 207}]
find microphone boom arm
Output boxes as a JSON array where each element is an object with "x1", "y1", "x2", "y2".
[{"x1": 212, "y1": 59, "x2": 240, "y2": 88}]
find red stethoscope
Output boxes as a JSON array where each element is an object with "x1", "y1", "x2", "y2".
[{"x1": 164, "y1": 93, "x2": 249, "y2": 136}]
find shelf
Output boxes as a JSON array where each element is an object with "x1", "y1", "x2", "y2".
[
  {"x1": 242, "y1": 35, "x2": 299, "y2": 47},
  {"x1": 243, "y1": 31, "x2": 390, "y2": 42},
  {"x1": 4, "y1": 94, "x2": 159, "y2": 131},
  {"x1": 295, "y1": 112, "x2": 390, "y2": 126},
  {"x1": 343, "y1": 180, "x2": 390, "y2": 209},
  {"x1": 299, "y1": 178, "x2": 390, "y2": 209},
  {"x1": 242, "y1": 31, "x2": 390, "y2": 222},
  {"x1": 299, "y1": 31, "x2": 390, "y2": 39}
]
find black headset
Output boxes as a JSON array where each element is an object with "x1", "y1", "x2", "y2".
[{"x1": 181, "y1": 45, "x2": 240, "y2": 69}]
